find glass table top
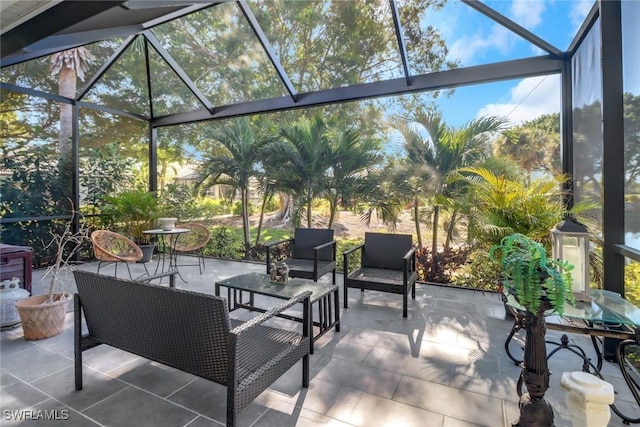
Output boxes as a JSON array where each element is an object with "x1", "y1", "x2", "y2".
[
  {"x1": 504, "y1": 289, "x2": 640, "y2": 327},
  {"x1": 215, "y1": 272, "x2": 338, "y2": 302}
]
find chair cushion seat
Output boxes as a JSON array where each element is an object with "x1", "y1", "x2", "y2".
[
  {"x1": 284, "y1": 258, "x2": 335, "y2": 274},
  {"x1": 347, "y1": 267, "x2": 409, "y2": 285}
]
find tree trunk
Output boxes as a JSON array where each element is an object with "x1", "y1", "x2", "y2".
[
  {"x1": 307, "y1": 199, "x2": 313, "y2": 228},
  {"x1": 255, "y1": 192, "x2": 269, "y2": 246},
  {"x1": 515, "y1": 308, "x2": 554, "y2": 427},
  {"x1": 241, "y1": 189, "x2": 251, "y2": 258},
  {"x1": 414, "y1": 198, "x2": 422, "y2": 249},
  {"x1": 431, "y1": 205, "x2": 440, "y2": 255},
  {"x1": 328, "y1": 194, "x2": 338, "y2": 229},
  {"x1": 58, "y1": 66, "x2": 76, "y2": 159},
  {"x1": 445, "y1": 210, "x2": 457, "y2": 249}
]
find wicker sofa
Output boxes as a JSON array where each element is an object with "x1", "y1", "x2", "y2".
[{"x1": 73, "y1": 270, "x2": 311, "y2": 427}]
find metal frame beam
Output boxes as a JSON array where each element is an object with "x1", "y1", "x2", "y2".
[
  {"x1": 144, "y1": 38, "x2": 154, "y2": 118},
  {"x1": 568, "y1": 1, "x2": 600, "y2": 56},
  {"x1": 143, "y1": 31, "x2": 214, "y2": 112},
  {"x1": 78, "y1": 35, "x2": 138, "y2": 101},
  {"x1": 153, "y1": 55, "x2": 563, "y2": 127},
  {"x1": 1, "y1": 1, "x2": 124, "y2": 58},
  {"x1": 390, "y1": 0, "x2": 411, "y2": 86},
  {"x1": 462, "y1": 0, "x2": 564, "y2": 58},
  {"x1": 561, "y1": 59, "x2": 573, "y2": 208},
  {"x1": 600, "y1": 0, "x2": 625, "y2": 295},
  {"x1": 237, "y1": 0, "x2": 298, "y2": 101}
]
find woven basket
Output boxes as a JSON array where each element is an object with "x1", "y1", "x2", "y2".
[{"x1": 16, "y1": 293, "x2": 70, "y2": 340}]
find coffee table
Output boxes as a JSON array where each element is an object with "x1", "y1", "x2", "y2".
[{"x1": 215, "y1": 272, "x2": 340, "y2": 353}]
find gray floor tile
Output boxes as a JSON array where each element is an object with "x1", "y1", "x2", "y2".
[
  {"x1": 314, "y1": 358, "x2": 401, "y2": 399},
  {"x1": 32, "y1": 366, "x2": 128, "y2": 411},
  {"x1": 3, "y1": 259, "x2": 639, "y2": 427},
  {"x1": 0, "y1": 373, "x2": 49, "y2": 413},
  {"x1": 83, "y1": 386, "x2": 198, "y2": 427},
  {"x1": 107, "y1": 358, "x2": 198, "y2": 398},
  {"x1": 167, "y1": 377, "x2": 267, "y2": 425},
  {"x1": 1, "y1": 345, "x2": 72, "y2": 383},
  {"x1": 334, "y1": 391, "x2": 444, "y2": 427},
  {"x1": 4, "y1": 398, "x2": 100, "y2": 427},
  {"x1": 393, "y1": 375, "x2": 507, "y2": 426}
]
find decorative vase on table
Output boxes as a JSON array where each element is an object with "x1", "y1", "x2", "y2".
[{"x1": 158, "y1": 218, "x2": 177, "y2": 231}]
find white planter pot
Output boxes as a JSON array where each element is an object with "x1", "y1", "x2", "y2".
[{"x1": 158, "y1": 218, "x2": 177, "y2": 231}]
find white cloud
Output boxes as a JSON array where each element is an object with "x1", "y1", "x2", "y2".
[
  {"x1": 569, "y1": 0, "x2": 594, "y2": 35},
  {"x1": 477, "y1": 75, "x2": 561, "y2": 126},
  {"x1": 449, "y1": 25, "x2": 515, "y2": 64},
  {"x1": 511, "y1": 0, "x2": 546, "y2": 29}
]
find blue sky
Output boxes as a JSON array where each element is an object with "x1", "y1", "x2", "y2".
[{"x1": 423, "y1": 0, "x2": 594, "y2": 128}]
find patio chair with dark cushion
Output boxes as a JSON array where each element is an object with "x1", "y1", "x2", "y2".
[
  {"x1": 265, "y1": 228, "x2": 337, "y2": 284},
  {"x1": 91, "y1": 230, "x2": 148, "y2": 279},
  {"x1": 343, "y1": 232, "x2": 417, "y2": 317}
]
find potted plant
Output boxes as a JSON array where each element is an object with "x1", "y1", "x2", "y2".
[
  {"x1": 490, "y1": 233, "x2": 574, "y2": 427},
  {"x1": 101, "y1": 189, "x2": 159, "y2": 262},
  {"x1": 16, "y1": 208, "x2": 89, "y2": 340}
]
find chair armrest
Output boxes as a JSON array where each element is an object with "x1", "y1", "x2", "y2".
[
  {"x1": 313, "y1": 240, "x2": 337, "y2": 264},
  {"x1": 343, "y1": 243, "x2": 364, "y2": 276},
  {"x1": 342, "y1": 243, "x2": 364, "y2": 256},
  {"x1": 313, "y1": 240, "x2": 336, "y2": 251},
  {"x1": 403, "y1": 248, "x2": 416, "y2": 264},
  {"x1": 230, "y1": 290, "x2": 312, "y2": 337},
  {"x1": 402, "y1": 248, "x2": 417, "y2": 283},
  {"x1": 264, "y1": 238, "x2": 294, "y2": 249},
  {"x1": 135, "y1": 269, "x2": 178, "y2": 288}
]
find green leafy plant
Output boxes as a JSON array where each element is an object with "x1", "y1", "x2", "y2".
[
  {"x1": 100, "y1": 190, "x2": 159, "y2": 245},
  {"x1": 490, "y1": 233, "x2": 574, "y2": 315}
]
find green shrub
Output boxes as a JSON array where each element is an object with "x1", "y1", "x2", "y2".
[
  {"x1": 198, "y1": 198, "x2": 232, "y2": 216},
  {"x1": 231, "y1": 200, "x2": 258, "y2": 216},
  {"x1": 337, "y1": 238, "x2": 364, "y2": 272},
  {"x1": 455, "y1": 250, "x2": 502, "y2": 292},
  {"x1": 415, "y1": 246, "x2": 471, "y2": 284},
  {"x1": 205, "y1": 226, "x2": 245, "y2": 259},
  {"x1": 625, "y1": 262, "x2": 640, "y2": 307}
]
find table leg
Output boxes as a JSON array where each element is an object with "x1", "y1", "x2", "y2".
[
  {"x1": 611, "y1": 339, "x2": 640, "y2": 423},
  {"x1": 166, "y1": 234, "x2": 187, "y2": 283},
  {"x1": 334, "y1": 288, "x2": 340, "y2": 332},
  {"x1": 505, "y1": 311, "x2": 525, "y2": 365}
]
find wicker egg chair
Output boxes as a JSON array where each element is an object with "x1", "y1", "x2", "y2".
[
  {"x1": 91, "y1": 230, "x2": 148, "y2": 279},
  {"x1": 167, "y1": 223, "x2": 210, "y2": 274}
]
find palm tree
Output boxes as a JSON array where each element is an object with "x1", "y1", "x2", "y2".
[
  {"x1": 458, "y1": 166, "x2": 597, "y2": 248},
  {"x1": 400, "y1": 109, "x2": 505, "y2": 253},
  {"x1": 269, "y1": 116, "x2": 331, "y2": 227},
  {"x1": 325, "y1": 128, "x2": 382, "y2": 229},
  {"x1": 197, "y1": 117, "x2": 266, "y2": 256},
  {"x1": 50, "y1": 47, "x2": 93, "y2": 158}
]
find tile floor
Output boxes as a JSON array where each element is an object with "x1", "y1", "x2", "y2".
[{"x1": 1, "y1": 257, "x2": 639, "y2": 426}]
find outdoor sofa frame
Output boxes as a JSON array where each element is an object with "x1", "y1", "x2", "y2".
[{"x1": 73, "y1": 270, "x2": 311, "y2": 427}]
